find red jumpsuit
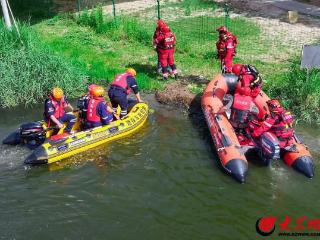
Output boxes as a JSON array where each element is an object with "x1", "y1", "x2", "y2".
[
  {"x1": 249, "y1": 110, "x2": 295, "y2": 148},
  {"x1": 153, "y1": 27, "x2": 161, "y2": 47},
  {"x1": 216, "y1": 32, "x2": 237, "y2": 73},
  {"x1": 235, "y1": 66, "x2": 262, "y2": 98},
  {"x1": 216, "y1": 36, "x2": 226, "y2": 67},
  {"x1": 155, "y1": 31, "x2": 177, "y2": 78},
  {"x1": 153, "y1": 27, "x2": 162, "y2": 72},
  {"x1": 235, "y1": 74, "x2": 262, "y2": 98}
]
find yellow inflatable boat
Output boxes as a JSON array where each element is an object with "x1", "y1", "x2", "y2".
[{"x1": 22, "y1": 102, "x2": 148, "y2": 164}]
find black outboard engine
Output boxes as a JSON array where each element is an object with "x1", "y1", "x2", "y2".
[{"x1": 20, "y1": 122, "x2": 46, "y2": 148}]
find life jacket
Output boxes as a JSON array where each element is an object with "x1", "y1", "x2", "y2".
[
  {"x1": 153, "y1": 27, "x2": 161, "y2": 44},
  {"x1": 226, "y1": 32, "x2": 238, "y2": 46},
  {"x1": 111, "y1": 73, "x2": 131, "y2": 95},
  {"x1": 48, "y1": 95, "x2": 66, "y2": 119},
  {"x1": 158, "y1": 32, "x2": 176, "y2": 49},
  {"x1": 238, "y1": 65, "x2": 262, "y2": 97},
  {"x1": 230, "y1": 93, "x2": 252, "y2": 128},
  {"x1": 223, "y1": 32, "x2": 237, "y2": 53},
  {"x1": 86, "y1": 97, "x2": 105, "y2": 122},
  {"x1": 247, "y1": 117, "x2": 261, "y2": 131},
  {"x1": 216, "y1": 40, "x2": 226, "y2": 57},
  {"x1": 270, "y1": 110, "x2": 294, "y2": 140}
]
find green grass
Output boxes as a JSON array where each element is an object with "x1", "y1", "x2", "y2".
[
  {"x1": 77, "y1": 6, "x2": 153, "y2": 46},
  {"x1": 267, "y1": 57, "x2": 320, "y2": 124},
  {"x1": 8, "y1": 1, "x2": 318, "y2": 123},
  {"x1": 181, "y1": 0, "x2": 217, "y2": 15},
  {"x1": 35, "y1": 10, "x2": 163, "y2": 91},
  {"x1": 34, "y1": 12, "x2": 266, "y2": 88},
  {"x1": 33, "y1": 7, "x2": 278, "y2": 91},
  {"x1": 167, "y1": 0, "x2": 217, "y2": 16},
  {"x1": 0, "y1": 21, "x2": 87, "y2": 108}
]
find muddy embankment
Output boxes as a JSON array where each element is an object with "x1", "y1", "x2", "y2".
[{"x1": 155, "y1": 75, "x2": 209, "y2": 110}]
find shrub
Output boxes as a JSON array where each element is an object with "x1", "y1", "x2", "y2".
[
  {"x1": 266, "y1": 57, "x2": 320, "y2": 124},
  {"x1": 0, "y1": 21, "x2": 87, "y2": 107},
  {"x1": 76, "y1": 6, "x2": 152, "y2": 45}
]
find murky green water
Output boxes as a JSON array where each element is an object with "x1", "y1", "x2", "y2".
[{"x1": 0, "y1": 95, "x2": 319, "y2": 239}]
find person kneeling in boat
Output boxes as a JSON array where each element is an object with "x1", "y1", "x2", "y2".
[
  {"x1": 249, "y1": 99, "x2": 295, "y2": 149},
  {"x1": 77, "y1": 84, "x2": 97, "y2": 121},
  {"x1": 108, "y1": 68, "x2": 143, "y2": 118},
  {"x1": 85, "y1": 86, "x2": 119, "y2": 129},
  {"x1": 247, "y1": 99, "x2": 296, "y2": 165},
  {"x1": 235, "y1": 64, "x2": 263, "y2": 98},
  {"x1": 232, "y1": 63, "x2": 243, "y2": 76},
  {"x1": 44, "y1": 87, "x2": 76, "y2": 134}
]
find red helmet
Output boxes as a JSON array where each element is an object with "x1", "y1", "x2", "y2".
[
  {"x1": 157, "y1": 19, "x2": 167, "y2": 28},
  {"x1": 88, "y1": 84, "x2": 97, "y2": 96},
  {"x1": 161, "y1": 26, "x2": 170, "y2": 33},
  {"x1": 267, "y1": 99, "x2": 283, "y2": 113},
  {"x1": 232, "y1": 64, "x2": 243, "y2": 76},
  {"x1": 216, "y1": 26, "x2": 227, "y2": 33}
]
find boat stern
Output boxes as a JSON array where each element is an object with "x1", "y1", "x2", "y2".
[{"x1": 225, "y1": 158, "x2": 248, "y2": 183}]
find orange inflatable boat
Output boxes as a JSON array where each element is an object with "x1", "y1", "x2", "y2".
[{"x1": 201, "y1": 74, "x2": 314, "y2": 183}]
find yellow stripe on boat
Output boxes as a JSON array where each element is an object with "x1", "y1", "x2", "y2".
[{"x1": 25, "y1": 103, "x2": 149, "y2": 164}]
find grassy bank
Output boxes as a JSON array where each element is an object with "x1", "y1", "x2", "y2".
[
  {"x1": 0, "y1": 22, "x2": 86, "y2": 108},
  {"x1": 2, "y1": 1, "x2": 318, "y2": 123},
  {"x1": 267, "y1": 58, "x2": 320, "y2": 124},
  {"x1": 34, "y1": 5, "x2": 270, "y2": 89}
]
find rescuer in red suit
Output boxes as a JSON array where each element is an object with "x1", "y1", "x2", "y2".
[
  {"x1": 248, "y1": 99, "x2": 295, "y2": 149},
  {"x1": 216, "y1": 26, "x2": 238, "y2": 73},
  {"x1": 153, "y1": 19, "x2": 167, "y2": 74},
  {"x1": 235, "y1": 64, "x2": 263, "y2": 98},
  {"x1": 155, "y1": 25, "x2": 177, "y2": 80},
  {"x1": 232, "y1": 63, "x2": 244, "y2": 76}
]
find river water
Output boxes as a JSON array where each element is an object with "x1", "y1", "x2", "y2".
[{"x1": 0, "y1": 95, "x2": 319, "y2": 239}]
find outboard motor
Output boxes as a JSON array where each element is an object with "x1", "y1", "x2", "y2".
[
  {"x1": 20, "y1": 122, "x2": 46, "y2": 148},
  {"x1": 258, "y1": 132, "x2": 280, "y2": 166}
]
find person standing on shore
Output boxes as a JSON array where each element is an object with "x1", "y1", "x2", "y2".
[
  {"x1": 153, "y1": 19, "x2": 167, "y2": 74},
  {"x1": 216, "y1": 26, "x2": 238, "y2": 73},
  {"x1": 155, "y1": 25, "x2": 177, "y2": 80}
]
